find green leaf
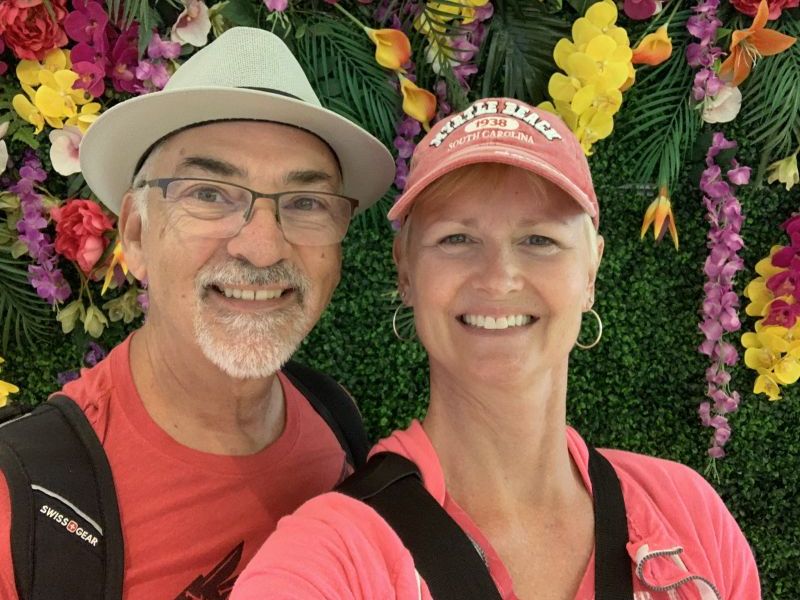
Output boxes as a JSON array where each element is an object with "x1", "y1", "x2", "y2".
[
  {"x1": 10, "y1": 240, "x2": 28, "y2": 259},
  {"x1": 479, "y1": 1, "x2": 571, "y2": 105},
  {"x1": 615, "y1": 11, "x2": 697, "y2": 189},
  {"x1": 220, "y1": 0, "x2": 259, "y2": 27},
  {"x1": 739, "y1": 17, "x2": 800, "y2": 185},
  {"x1": 0, "y1": 248, "x2": 55, "y2": 353},
  {"x1": 12, "y1": 126, "x2": 40, "y2": 151}
]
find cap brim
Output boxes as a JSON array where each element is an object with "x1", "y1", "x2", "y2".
[
  {"x1": 387, "y1": 144, "x2": 597, "y2": 224},
  {"x1": 80, "y1": 87, "x2": 395, "y2": 215}
]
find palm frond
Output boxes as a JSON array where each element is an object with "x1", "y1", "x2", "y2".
[
  {"x1": 616, "y1": 11, "x2": 697, "y2": 188},
  {"x1": 105, "y1": 0, "x2": 169, "y2": 54},
  {"x1": 0, "y1": 248, "x2": 55, "y2": 353},
  {"x1": 740, "y1": 17, "x2": 800, "y2": 183},
  {"x1": 294, "y1": 14, "x2": 402, "y2": 229},
  {"x1": 478, "y1": 2, "x2": 570, "y2": 105}
]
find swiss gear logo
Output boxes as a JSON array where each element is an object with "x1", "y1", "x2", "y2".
[{"x1": 39, "y1": 504, "x2": 99, "y2": 547}]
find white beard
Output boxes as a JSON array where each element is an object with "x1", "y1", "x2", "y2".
[{"x1": 193, "y1": 261, "x2": 312, "y2": 379}]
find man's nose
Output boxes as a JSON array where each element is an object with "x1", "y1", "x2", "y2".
[{"x1": 225, "y1": 201, "x2": 292, "y2": 267}]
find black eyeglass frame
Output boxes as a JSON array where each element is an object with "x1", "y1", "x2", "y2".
[{"x1": 137, "y1": 176, "x2": 360, "y2": 228}]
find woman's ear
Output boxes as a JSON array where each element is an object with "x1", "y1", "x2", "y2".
[
  {"x1": 393, "y1": 233, "x2": 411, "y2": 306},
  {"x1": 118, "y1": 192, "x2": 147, "y2": 281},
  {"x1": 584, "y1": 234, "x2": 604, "y2": 311}
]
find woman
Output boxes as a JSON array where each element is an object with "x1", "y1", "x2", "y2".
[{"x1": 231, "y1": 98, "x2": 760, "y2": 599}]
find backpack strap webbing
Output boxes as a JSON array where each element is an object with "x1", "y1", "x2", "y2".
[
  {"x1": 281, "y1": 361, "x2": 369, "y2": 468},
  {"x1": 0, "y1": 394, "x2": 124, "y2": 600},
  {"x1": 337, "y1": 447, "x2": 633, "y2": 600},
  {"x1": 336, "y1": 452, "x2": 503, "y2": 600},
  {"x1": 588, "y1": 444, "x2": 633, "y2": 600}
]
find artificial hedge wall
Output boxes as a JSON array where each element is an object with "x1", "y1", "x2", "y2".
[
  {"x1": 4, "y1": 130, "x2": 799, "y2": 594},
  {"x1": 1, "y1": 22, "x2": 799, "y2": 594}
]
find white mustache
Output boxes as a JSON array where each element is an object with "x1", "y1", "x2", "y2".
[{"x1": 195, "y1": 261, "x2": 310, "y2": 300}]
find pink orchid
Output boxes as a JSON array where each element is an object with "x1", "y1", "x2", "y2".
[
  {"x1": 48, "y1": 126, "x2": 83, "y2": 176},
  {"x1": 171, "y1": 0, "x2": 211, "y2": 47}
]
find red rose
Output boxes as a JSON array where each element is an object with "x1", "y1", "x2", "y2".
[
  {"x1": 0, "y1": 0, "x2": 68, "y2": 61},
  {"x1": 51, "y1": 199, "x2": 115, "y2": 275},
  {"x1": 730, "y1": 0, "x2": 799, "y2": 19}
]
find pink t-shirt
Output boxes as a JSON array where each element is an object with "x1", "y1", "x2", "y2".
[
  {"x1": 0, "y1": 335, "x2": 349, "y2": 599},
  {"x1": 232, "y1": 421, "x2": 760, "y2": 600}
]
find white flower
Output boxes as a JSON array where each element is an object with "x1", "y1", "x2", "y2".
[
  {"x1": 49, "y1": 126, "x2": 83, "y2": 176},
  {"x1": 0, "y1": 121, "x2": 8, "y2": 176},
  {"x1": 702, "y1": 85, "x2": 742, "y2": 124},
  {"x1": 171, "y1": 0, "x2": 211, "y2": 48}
]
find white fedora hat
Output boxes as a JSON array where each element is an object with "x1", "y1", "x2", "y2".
[{"x1": 80, "y1": 26, "x2": 395, "y2": 215}]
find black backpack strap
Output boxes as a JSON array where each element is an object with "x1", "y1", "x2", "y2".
[
  {"x1": 588, "y1": 444, "x2": 633, "y2": 600},
  {"x1": 0, "y1": 394, "x2": 124, "y2": 600},
  {"x1": 281, "y1": 361, "x2": 369, "y2": 468},
  {"x1": 337, "y1": 452, "x2": 503, "y2": 600}
]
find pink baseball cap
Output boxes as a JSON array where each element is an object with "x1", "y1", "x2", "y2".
[{"x1": 387, "y1": 97, "x2": 598, "y2": 228}]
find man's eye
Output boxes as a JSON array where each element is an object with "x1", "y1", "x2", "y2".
[
  {"x1": 187, "y1": 186, "x2": 229, "y2": 204},
  {"x1": 286, "y1": 195, "x2": 325, "y2": 211}
]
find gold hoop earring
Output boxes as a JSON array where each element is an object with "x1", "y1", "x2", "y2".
[
  {"x1": 392, "y1": 304, "x2": 415, "y2": 342},
  {"x1": 575, "y1": 308, "x2": 602, "y2": 350}
]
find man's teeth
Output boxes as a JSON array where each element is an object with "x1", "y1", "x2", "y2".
[
  {"x1": 220, "y1": 287, "x2": 283, "y2": 300},
  {"x1": 462, "y1": 314, "x2": 532, "y2": 330}
]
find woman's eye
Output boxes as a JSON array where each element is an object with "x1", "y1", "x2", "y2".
[
  {"x1": 439, "y1": 233, "x2": 470, "y2": 245},
  {"x1": 524, "y1": 235, "x2": 555, "y2": 247}
]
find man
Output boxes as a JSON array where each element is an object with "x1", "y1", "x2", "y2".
[{"x1": 0, "y1": 27, "x2": 394, "y2": 599}]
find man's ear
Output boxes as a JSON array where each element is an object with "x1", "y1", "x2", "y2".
[
  {"x1": 584, "y1": 234, "x2": 604, "y2": 311},
  {"x1": 118, "y1": 192, "x2": 147, "y2": 281},
  {"x1": 392, "y1": 234, "x2": 411, "y2": 306}
]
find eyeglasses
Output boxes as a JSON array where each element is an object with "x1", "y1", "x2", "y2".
[{"x1": 139, "y1": 177, "x2": 359, "y2": 246}]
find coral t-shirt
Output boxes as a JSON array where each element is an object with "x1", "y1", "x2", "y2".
[
  {"x1": 0, "y1": 335, "x2": 349, "y2": 599},
  {"x1": 232, "y1": 421, "x2": 760, "y2": 600}
]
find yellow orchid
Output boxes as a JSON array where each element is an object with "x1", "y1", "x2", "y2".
[
  {"x1": 574, "y1": 107, "x2": 614, "y2": 155},
  {"x1": 12, "y1": 92, "x2": 46, "y2": 134},
  {"x1": 35, "y1": 70, "x2": 92, "y2": 122},
  {"x1": 640, "y1": 186, "x2": 679, "y2": 249},
  {"x1": 744, "y1": 277, "x2": 775, "y2": 317},
  {"x1": 571, "y1": 84, "x2": 622, "y2": 117},
  {"x1": 572, "y1": 0, "x2": 630, "y2": 51},
  {"x1": 766, "y1": 151, "x2": 799, "y2": 191},
  {"x1": 101, "y1": 241, "x2": 130, "y2": 295},
  {"x1": 632, "y1": 25, "x2": 673, "y2": 66},
  {"x1": 398, "y1": 73, "x2": 437, "y2": 130},
  {"x1": 567, "y1": 34, "x2": 633, "y2": 89},
  {"x1": 366, "y1": 27, "x2": 412, "y2": 71},
  {"x1": 65, "y1": 102, "x2": 102, "y2": 133},
  {"x1": 15, "y1": 49, "x2": 71, "y2": 87},
  {"x1": 719, "y1": 0, "x2": 796, "y2": 87},
  {"x1": 754, "y1": 370, "x2": 782, "y2": 400},
  {"x1": 0, "y1": 357, "x2": 19, "y2": 408}
]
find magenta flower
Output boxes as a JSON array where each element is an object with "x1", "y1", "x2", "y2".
[
  {"x1": 72, "y1": 60, "x2": 106, "y2": 97},
  {"x1": 623, "y1": 0, "x2": 661, "y2": 20},
  {"x1": 63, "y1": 0, "x2": 109, "y2": 46},
  {"x1": 109, "y1": 25, "x2": 142, "y2": 93},
  {"x1": 0, "y1": 38, "x2": 7, "y2": 76}
]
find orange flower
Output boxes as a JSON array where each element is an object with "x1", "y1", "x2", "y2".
[
  {"x1": 632, "y1": 26, "x2": 673, "y2": 66},
  {"x1": 101, "y1": 240, "x2": 129, "y2": 295},
  {"x1": 366, "y1": 27, "x2": 411, "y2": 71},
  {"x1": 640, "y1": 186, "x2": 679, "y2": 250},
  {"x1": 398, "y1": 74, "x2": 436, "y2": 130},
  {"x1": 719, "y1": 0, "x2": 796, "y2": 87}
]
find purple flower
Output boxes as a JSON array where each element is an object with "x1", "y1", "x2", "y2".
[
  {"x1": 83, "y1": 342, "x2": 107, "y2": 367},
  {"x1": 264, "y1": 0, "x2": 288, "y2": 10},
  {"x1": 57, "y1": 370, "x2": 80, "y2": 386},
  {"x1": 147, "y1": 32, "x2": 181, "y2": 60},
  {"x1": 727, "y1": 162, "x2": 751, "y2": 186}
]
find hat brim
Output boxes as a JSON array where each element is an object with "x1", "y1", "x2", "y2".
[
  {"x1": 387, "y1": 144, "x2": 598, "y2": 226},
  {"x1": 80, "y1": 87, "x2": 395, "y2": 215}
]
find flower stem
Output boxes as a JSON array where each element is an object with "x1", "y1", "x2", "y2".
[{"x1": 332, "y1": 2, "x2": 367, "y2": 31}]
